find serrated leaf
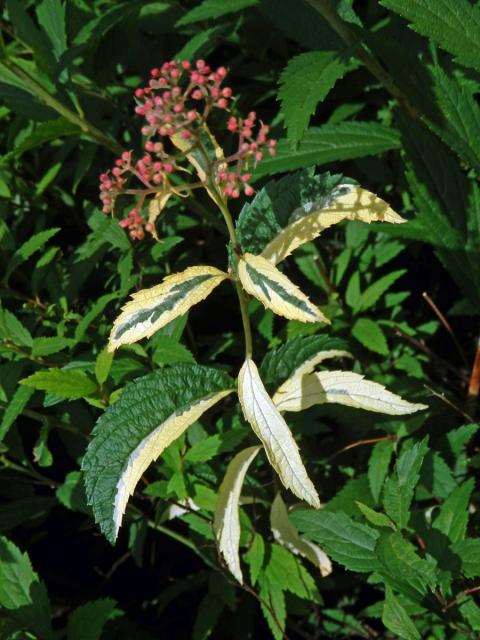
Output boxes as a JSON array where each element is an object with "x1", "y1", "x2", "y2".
[
  {"x1": 82, "y1": 364, "x2": 233, "y2": 542},
  {"x1": 354, "y1": 270, "x2": 406, "y2": 313},
  {"x1": 368, "y1": 440, "x2": 394, "y2": 504},
  {"x1": 380, "y1": 0, "x2": 480, "y2": 72},
  {"x1": 382, "y1": 585, "x2": 421, "y2": 640},
  {"x1": 213, "y1": 445, "x2": 260, "y2": 583},
  {"x1": 31, "y1": 336, "x2": 75, "y2": 357},
  {"x1": 352, "y1": 317, "x2": 389, "y2": 355},
  {"x1": 261, "y1": 185, "x2": 405, "y2": 265},
  {"x1": 20, "y1": 369, "x2": 97, "y2": 399},
  {"x1": 36, "y1": 0, "x2": 67, "y2": 60},
  {"x1": 5, "y1": 228, "x2": 60, "y2": 279},
  {"x1": 452, "y1": 538, "x2": 480, "y2": 579},
  {"x1": 2, "y1": 120, "x2": 80, "y2": 164},
  {"x1": 176, "y1": 0, "x2": 256, "y2": 25},
  {"x1": 238, "y1": 358, "x2": 320, "y2": 508},
  {"x1": 109, "y1": 266, "x2": 227, "y2": 350},
  {"x1": 152, "y1": 336, "x2": 195, "y2": 365},
  {"x1": 263, "y1": 543, "x2": 320, "y2": 601},
  {"x1": 432, "y1": 479, "x2": 474, "y2": 543},
  {"x1": 260, "y1": 335, "x2": 350, "y2": 389},
  {"x1": 67, "y1": 598, "x2": 118, "y2": 640},
  {"x1": 273, "y1": 370, "x2": 427, "y2": 415},
  {"x1": 291, "y1": 510, "x2": 380, "y2": 573},
  {"x1": 0, "y1": 308, "x2": 33, "y2": 347},
  {"x1": 258, "y1": 573, "x2": 286, "y2": 640},
  {"x1": 95, "y1": 348, "x2": 113, "y2": 385},
  {"x1": 238, "y1": 253, "x2": 328, "y2": 324},
  {"x1": 0, "y1": 385, "x2": 34, "y2": 442},
  {"x1": 192, "y1": 593, "x2": 223, "y2": 640},
  {"x1": 356, "y1": 502, "x2": 395, "y2": 529},
  {"x1": 270, "y1": 493, "x2": 331, "y2": 576},
  {"x1": 253, "y1": 122, "x2": 401, "y2": 179},
  {"x1": 185, "y1": 434, "x2": 222, "y2": 463},
  {"x1": 244, "y1": 533, "x2": 265, "y2": 585},
  {"x1": 279, "y1": 51, "x2": 353, "y2": 144}
]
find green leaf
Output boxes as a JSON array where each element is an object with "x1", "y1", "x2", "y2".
[
  {"x1": 257, "y1": 573, "x2": 286, "y2": 640},
  {"x1": 375, "y1": 532, "x2": 437, "y2": 602},
  {"x1": 0, "y1": 536, "x2": 53, "y2": 639},
  {"x1": 382, "y1": 585, "x2": 421, "y2": 640},
  {"x1": 460, "y1": 599, "x2": 480, "y2": 632},
  {"x1": 352, "y1": 318, "x2": 389, "y2": 355},
  {"x1": 2, "y1": 119, "x2": 80, "y2": 164},
  {"x1": 447, "y1": 423, "x2": 479, "y2": 456},
  {"x1": 5, "y1": 227, "x2": 60, "y2": 279},
  {"x1": 152, "y1": 336, "x2": 195, "y2": 365},
  {"x1": 192, "y1": 593, "x2": 223, "y2": 640},
  {"x1": 95, "y1": 348, "x2": 114, "y2": 385},
  {"x1": 0, "y1": 385, "x2": 34, "y2": 441},
  {"x1": 184, "y1": 435, "x2": 222, "y2": 463},
  {"x1": 0, "y1": 308, "x2": 33, "y2": 347},
  {"x1": 253, "y1": 123, "x2": 400, "y2": 178},
  {"x1": 383, "y1": 438, "x2": 429, "y2": 529},
  {"x1": 432, "y1": 479, "x2": 474, "y2": 543},
  {"x1": 244, "y1": 533, "x2": 265, "y2": 586},
  {"x1": 82, "y1": 364, "x2": 233, "y2": 543},
  {"x1": 452, "y1": 538, "x2": 480, "y2": 579},
  {"x1": 31, "y1": 336, "x2": 74, "y2": 357},
  {"x1": 368, "y1": 440, "x2": 394, "y2": 504},
  {"x1": 56, "y1": 471, "x2": 89, "y2": 514},
  {"x1": 6, "y1": 0, "x2": 56, "y2": 74},
  {"x1": 356, "y1": 502, "x2": 395, "y2": 529},
  {"x1": 326, "y1": 475, "x2": 374, "y2": 517},
  {"x1": 67, "y1": 598, "x2": 118, "y2": 640},
  {"x1": 353, "y1": 270, "x2": 406, "y2": 313},
  {"x1": 380, "y1": 0, "x2": 480, "y2": 72},
  {"x1": 176, "y1": 0, "x2": 256, "y2": 25},
  {"x1": 291, "y1": 510, "x2": 380, "y2": 573},
  {"x1": 20, "y1": 369, "x2": 97, "y2": 399},
  {"x1": 263, "y1": 543, "x2": 320, "y2": 601},
  {"x1": 278, "y1": 51, "x2": 353, "y2": 144},
  {"x1": 260, "y1": 335, "x2": 349, "y2": 390},
  {"x1": 36, "y1": 0, "x2": 67, "y2": 60}
]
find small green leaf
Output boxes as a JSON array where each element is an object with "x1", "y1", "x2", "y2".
[
  {"x1": 95, "y1": 348, "x2": 114, "y2": 385},
  {"x1": 184, "y1": 435, "x2": 222, "y2": 463},
  {"x1": 452, "y1": 538, "x2": 480, "y2": 579},
  {"x1": 352, "y1": 318, "x2": 389, "y2": 355},
  {"x1": 36, "y1": 0, "x2": 67, "y2": 60},
  {"x1": 432, "y1": 479, "x2": 474, "y2": 543},
  {"x1": 67, "y1": 598, "x2": 118, "y2": 640},
  {"x1": 368, "y1": 440, "x2": 394, "y2": 504},
  {"x1": 5, "y1": 228, "x2": 60, "y2": 279},
  {"x1": 353, "y1": 270, "x2": 406, "y2": 313},
  {"x1": 152, "y1": 335, "x2": 195, "y2": 365},
  {"x1": 0, "y1": 308, "x2": 33, "y2": 347},
  {"x1": 20, "y1": 369, "x2": 97, "y2": 399},
  {"x1": 356, "y1": 502, "x2": 395, "y2": 529},
  {"x1": 31, "y1": 336, "x2": 74, "y2": 357},
  {"x1": 244, "y1": 533, "x2": 265, "y2": 586},
  {"x1": 176, "y1": 0, "x2": 256, "y2": 25},
  {"x1": 0, "y1": 385, "x2": 34, "y2": 442},
  {"x1": 382, "y1": 585, "x2": 421, "y2": 640}
]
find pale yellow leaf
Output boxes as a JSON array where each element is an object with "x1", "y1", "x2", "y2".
[
  {"x1": 214, "y1": 445, "x2": 261, "y2": 583},
  {"x1": 113, "y1": 388, "x2": 232, "y2": 539},
  {"x1": 148, "y1": 192, "x2": 172, "y2": 239},
  {"x1": 261, "y1": 185, "x2": 406, "y2": 265},
  {"x1": 274, "y1": 370, "x2": 428, "y2": 415},
  {"x1": 109, "y1": 266, "x2": 227, "y2": 350},
  {"x1": 238, "y1": 253, "x2": 329, "y2": 324},
  {"x1": 270, "y1": 493, "x2": 332, "y2": 577},
  {"x1": 238, "y1": 358, "x2": 320, "y2": 508}
]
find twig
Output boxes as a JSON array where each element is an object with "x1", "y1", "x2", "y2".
[
  {"x1": 330, "y1": 435, "x2": 395, "y2": 459},
  {"x1": 424, "y1": 385, "x2": 475, "y2": 423},
  {"x1": 443, "y1": 585, "x2": 480, "y2": 612},
  {"x1": 422, "y1": 291, "x2": 468, "y2": 367},
  {"x1": 467, "y1": 335, "x2": 480, "y2": 402}
]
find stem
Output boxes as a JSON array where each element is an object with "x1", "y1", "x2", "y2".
[
  {"x1": 305, "y1": 0, "x2": 418, "y2": 119},
  {"x1": 467, "y1": 335, "x2": 480, "y2": 402},
  {"x1": 1, "y1": 56, "x2": 123, "y2": 155}
]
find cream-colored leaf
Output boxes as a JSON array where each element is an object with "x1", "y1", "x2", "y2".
[
  {"x1": 274, "y1": 370, "x2": 428, "y2": 415},
  {"x1": 261, "y1": 185, "x2": 406, "y2": 265},
  {"x1": 238, "y1": 358, "x2": 320, "y2": 508},
  {"x1": 214, "y1": 445, "x2": 261, "y2": 583},
  {"x1": 148, "y1": 192, "x2": 172, "y2": 240},
  {"x1": 270, "y1": 493, "x2": 332, "y2": 577},
  {"x1": 109, "y1": 266, "x2": 227, "y2": 350},
  {"x1": 113, "y1": 388, "x2": 232, "y2": 539},
  {"x1": 238, "y1": 253, "x2": 329, "y2": 324}
]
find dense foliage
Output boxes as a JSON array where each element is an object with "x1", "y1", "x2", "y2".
[{"x1": 1, "y1": 1, "x2": 479, "y2": 638}]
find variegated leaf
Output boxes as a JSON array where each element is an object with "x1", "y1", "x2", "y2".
[
  {"x1": 238, "y1": 358, "x2": 320, "y2": 508},
  {"x1": 148, "y1": 192, "x2": 172, "y2": 239},
  {"x1": 82, "y1": 364, "x2": 234, "y2": 543},
  {"x1": 274, "y1": 370, "x2": 427, "y2": 415},
  {"x1": 261, "y1": 185, "x2": 406, "y2": 265},
  {"x1": 238, "y1": 253, "x2": 329, "y2": 324},
  {"x1": 270, "y1": 493, "x2": 332, "y2": 577},
  {"x1": 214, "y1": 446, "x2": 261, "y2": 583},
  {"x1": 109, "y1": 266, "x2": 227, "y2": 350}
]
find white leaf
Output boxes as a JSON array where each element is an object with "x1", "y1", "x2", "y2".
[
  {"x1": 214, "y1": 445, "x2": 261, "y2": 583},
  {"x1": 238, "y1": 253, "x2": 329, "y2": 324},
  {"x1": 109, "y1": 265, "x2": 227, "y2": 350},
  {"x1": 270, "y1": 493, "x2": 332, "y2": 577},
  {"x1": 261, "y1": 185, "x2": 406, "y2": 265},
  {"x1": 238, "y1": 358, "x2": 320, "y2": 508},
  {"x1": 274, "y1": 370, "x2": 428, "y2": 415}
]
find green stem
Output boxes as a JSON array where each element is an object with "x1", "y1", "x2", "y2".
[
  {"x1": 147, "y1": 519, "x2": 215, "y2": 568},
  {"x1": 2, "y1": 56, "x2": 124, "y2": 155}
]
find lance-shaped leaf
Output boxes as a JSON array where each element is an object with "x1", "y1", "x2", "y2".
[
  {"x1": 214, "y1": 445, "x2": 261, "y2": 583},
  {"x1": 273, "y1": 370, "x2": 427, "y2": 415},
  {"x1": 148, "y1": 192, "x2": 172, "y2": 240},
  {"x1": 238, "y1": 253, "x2": 329, "y2": 324},
  {"x1": 238, "y1": 358, "x2": 320, "y2": 508},
  {"x1": 261, "y1": 185, "x2": 406, "y2": 265},
  {"x1": 82, "y1": 364, "x2": 234, "y2": 543},
  {"x1": 270, "y1": 493, "x2": 332, "y2": 577},
  {"x1": 109, "y1": 266, "x2": 227, "y2": 350}
]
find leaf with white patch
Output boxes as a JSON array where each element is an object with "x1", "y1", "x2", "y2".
[
  {"x1": 261, "y1": 185, "x2": 405, "y2": 265},
  {"x1": 238, "y1": 253, "x2": 328, "y2": 324},
  {"x1": 109, "y1": 266, "x2": 227, "y2": 350},
  {"x1": 82, "y1": 364, "x2": 234, "y2": 543},
  {"x1": 238, "y1": 358, "x2": 320, "y2": 508},
  {"x1": 214, "y1": 446, "x2": 260, "y2": 583},
  {"x1": 270, "y1": 493, "x2": 331, "y2": 577},
  {"x1": 273, "y1": 370, "x2": 427, "y2": 415}
]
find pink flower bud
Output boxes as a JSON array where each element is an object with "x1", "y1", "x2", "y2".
[
  {"x1": 146, "y1": 223, "x2": 153, "y2": 232},
  {"x1": 232, "y1": 189, "x2": 240, "y2": 199},
  {"x1": 164, "y1": 163, "x2": 174, "y2": 173},
  {"x1": 151, "y1": 67, "x2": 160, "y2": 77},
  {"x1": 182, "y1": 130, "x2": 192, "y2": 139},
  {"x1": 153, "y1": 173, "x2": 162, "y2": 184},
  {"x1": 135, "y1": 88, "x2": 144, "y2": 98},
  {"x1": 112, "y1": 167, "x2": 121, "y2": 177},
  {"x1": 196, "y1": 59, "x2": 205, "y2": 69},
  {"x1": 182, "y1": 61, "x2": 191, "y2": 70},
  {"x1": 192, "y1": 90, "x2": 203, "y2": 100},
  {"x1": 222, "y1": 87, "x2": 232, "y2": 98},
  {"x1": 255, "y1": 152, "x2": 263, "y2": 161},
  {"x1": 217, "y1": 98, "x2": 227, "y2": 109},
  {"x1": 119, "y1": 219, "x2": 129, "y2": 228},
  {"x1": 244, "y1": 185, "x2": 254, "y2": 196}
]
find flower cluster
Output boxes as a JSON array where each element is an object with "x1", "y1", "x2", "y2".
[{"x1": 98, "y1": 59, "x2": 276, "y2": 239}]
